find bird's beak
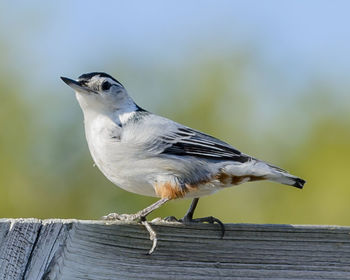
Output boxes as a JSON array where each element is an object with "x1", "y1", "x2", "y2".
[{"x1": 60, "y1": 76, "x2": 94, "y2": 94}]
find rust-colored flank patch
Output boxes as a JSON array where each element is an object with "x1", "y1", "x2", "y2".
[
  {"x1": 155, "y1": 174, "x2": 266, "y2": 199},
  {"x1": 217, "y1": 172, "x2": 266, "y2": 185},
  {"x1": 217, "y1": 172, "x2": 231, "y2": 184},
  {"x1": 154, "y1": 182, "x2": 187, "y2": 199},
  {"x1": 231, "y1": 175, "x2": 265, "y2": 185}
]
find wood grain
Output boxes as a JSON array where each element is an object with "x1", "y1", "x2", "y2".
[{"x1": 0, "y1": 219, "x2": 349, "y2": 279}]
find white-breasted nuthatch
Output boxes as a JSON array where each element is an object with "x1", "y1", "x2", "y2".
[{"x1": 61, "y1": 72, "x2": 305, "y2": 254}]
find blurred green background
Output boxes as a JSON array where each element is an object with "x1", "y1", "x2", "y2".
[{"x1": 1, "y1": 1, "x2": 349, "y2": 225}]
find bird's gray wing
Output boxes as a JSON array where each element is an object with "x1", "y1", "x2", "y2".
[{"x1": 158, "y1": 126, "x2": 250, "y2": 163}]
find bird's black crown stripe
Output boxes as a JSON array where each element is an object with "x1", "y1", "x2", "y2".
[{"x1": 78, "y1": 72, "x2": 123, "y2": 86}]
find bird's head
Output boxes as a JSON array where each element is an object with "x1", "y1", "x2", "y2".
[{"x1": 61, "y1": 72, "x2": 136, "y2": 115}]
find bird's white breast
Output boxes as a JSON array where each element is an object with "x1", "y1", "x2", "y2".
[{"x1": 84, "y1": 113, "x2": 158, "y2": 197}]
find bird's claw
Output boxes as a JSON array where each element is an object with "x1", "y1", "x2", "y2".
[
  {"x1": 189, "y1": 216, "x2": 225, "y2": 238},
  {"x1": 163, "y1": 216, "x2": 181, "y2": 223},
  {"x1": 163, "y1": 215, "x2": 225, "y2": 239},
  {"x1": 141, "y1": 218, "x2": 158, "y2": 255}
]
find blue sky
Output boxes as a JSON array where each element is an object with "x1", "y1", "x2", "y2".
[{"x1": 1, "y1": 1, "x2": 349, "y2": 98}]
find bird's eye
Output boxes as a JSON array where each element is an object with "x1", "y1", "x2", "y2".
[{"x1": 101, "y1": 81, "x2": 112, "y2": 91}]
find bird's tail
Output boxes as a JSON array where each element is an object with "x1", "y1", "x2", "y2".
[
  {"x1": 265, "y1": 163, "x2": 305, "y2": 189},
  {"x1": 224, "y1": 159, "x2": 305, "y2": 189}
]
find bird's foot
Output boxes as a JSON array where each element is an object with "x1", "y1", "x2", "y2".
[
  {"x1": 102, "y1": 213, "x2": 158, "y2": 255},
  {"x1": 102, "y1": 212, "x2": 139, "y2": 222},
  {"x1": 101, "y1": 199, "x2": 170, "y2": 255},
  {"x1": 164, "y1": 215, "x2": 225, "y2": 238},
  {"x1": 140, "y1": 217, "x2": 158, "y2": 255}
]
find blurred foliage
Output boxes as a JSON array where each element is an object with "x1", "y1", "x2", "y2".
[{"x1": 0, "y1": 49, "x2": 349, "y2": 226}]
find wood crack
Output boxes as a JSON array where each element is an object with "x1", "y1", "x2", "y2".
[{"x1": 21, "y1": 221, "x2": 43, "y2": 279}]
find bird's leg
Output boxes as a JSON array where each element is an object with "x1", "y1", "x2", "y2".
[
  {"x1": 181, "y1": 197, "x2": 200, "y2": 222},
  {"x1": 164, "y1": 197, "x2": 199, "y2": 222},
  {"x1": 103, "y1": 198, "x2": 169, "y2": 222},
  {"x1": 166, "y1": 198, "x2": 225, "y2": 238}
]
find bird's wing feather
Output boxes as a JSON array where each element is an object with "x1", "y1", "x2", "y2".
[
  {"x1": 157, "y1": 125, "x2": 289, "y2": 174},
  {"x1": 122, "y1": 113, "x2": 287, "y2": 176},
  {"x1": 123, "y1": 113, "x2": 250, "y2": 162},
  {"x1": 158, "y1": 126, "x2": 250, "y2": 162}
]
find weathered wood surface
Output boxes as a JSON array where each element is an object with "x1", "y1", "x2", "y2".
[{"x1": 0, "y1": 219, "x2": 350, "y2": 279}]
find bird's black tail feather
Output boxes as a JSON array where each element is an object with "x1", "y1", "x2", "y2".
[
  {"x1": 266, "y1": 164, "x2": 306, "y2": 189},
  {"x1": 292, "y1": 177, "x2": 306, "y2": 189}
]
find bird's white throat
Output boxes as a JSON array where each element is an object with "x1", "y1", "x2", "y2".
[{"x1": 117, "y1": 110, "x2": 136, "y2": 125}]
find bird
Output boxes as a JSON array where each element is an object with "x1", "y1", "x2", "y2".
[{"x1": 61, "y1": 72, "x2": 305, "y2": 254}]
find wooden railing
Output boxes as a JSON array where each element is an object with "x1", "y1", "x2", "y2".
[{"x1": 0, "y1": 219, "x2": 350, "y2": 279}]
